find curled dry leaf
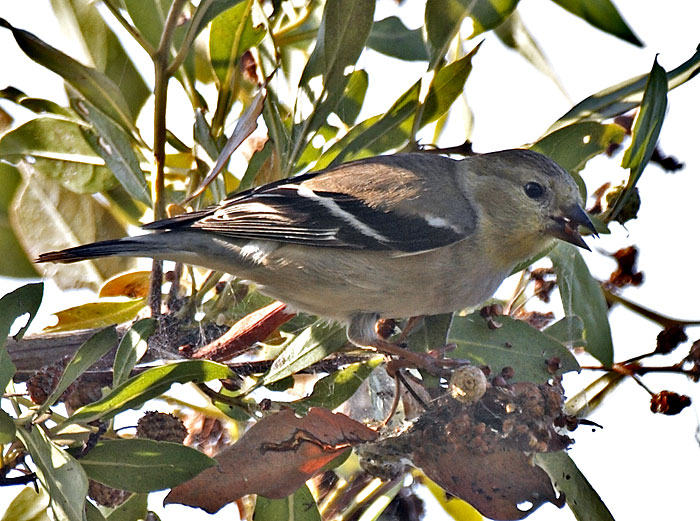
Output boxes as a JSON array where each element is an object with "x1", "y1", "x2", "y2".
[{"x1": 165, "y1": 407, "x2": 377, "y2": 513}]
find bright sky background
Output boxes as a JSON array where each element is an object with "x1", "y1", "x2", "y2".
[{"x1": 1, "y1": 1, "x2": 699, "y2": 520}]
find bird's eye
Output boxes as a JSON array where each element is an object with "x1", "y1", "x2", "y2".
[{"x1": 524, "y1": 182, "x2": 545, "y2": 199}]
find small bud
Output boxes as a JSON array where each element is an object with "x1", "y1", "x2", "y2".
[{"x1": 655, "y1": 326, "x2": 687, "y2": 355}]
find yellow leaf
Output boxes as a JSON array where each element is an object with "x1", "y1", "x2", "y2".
[
  {"x1": 44, "y1": 299, "x2": 146, "y2": 332},
  {"x1": 99, "y1": 271, "x2": 151, "y2": 298},
  {"x1": 419, "y1": 472, "x2": 483, "y2": 521}
]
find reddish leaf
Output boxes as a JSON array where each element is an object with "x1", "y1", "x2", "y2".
[
  {"x1": 414, "y1": 448, "x2": 563, "y2": 520},
  {"x1": 165, "y1": 408, "x2": 377, "y2": 513}
]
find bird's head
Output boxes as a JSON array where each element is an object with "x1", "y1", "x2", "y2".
[{"x1": 465, "y1": 149, "x2": 596, "y2": 258}]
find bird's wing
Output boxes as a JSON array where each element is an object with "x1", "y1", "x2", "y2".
[{"x1": 143, "y1": 155, "x2": 478, "y2": 253}]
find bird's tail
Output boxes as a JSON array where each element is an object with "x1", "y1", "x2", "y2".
[{"x1": 36, "y1": 237, "x2": 153, "y2": 264}]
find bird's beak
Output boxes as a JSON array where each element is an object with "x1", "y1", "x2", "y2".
[{"x1": 547, "y1": 204, "x2": 597, "y2": 251}]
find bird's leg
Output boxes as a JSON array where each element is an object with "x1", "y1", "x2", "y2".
[{"x1": 347, "y1": 313, "x2": 462, "y2": 377}]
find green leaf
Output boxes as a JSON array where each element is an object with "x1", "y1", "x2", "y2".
[
  {"x1": 262, "y1": 321, "x2": 347, "y2": 385},
  {"x1": 319, "y1": 81, "x2": 421, "y2": 168},
  {"x1": 254, "y1": 484, "x2": 321, "y2": 521},
  {"x1": 535, "y1": 452, "x2": 615, "y2": 521},
  {"x1": 113, "y1": 318, "x2": 157, "y2": 388},
  {"x1": 85, "y1": 502, "x2": 106, "y2": 521},
  {"x1": 0, "y1": 486, "x2": 50, "y2": 521},
  {"x1": 0, "y1": 282, "x2": 43, "y2": 391},
  {"x1": 123, "y1": 0, "x2": 167, "y2": 50},
  {"x1": 420, "y1": 43, "x2": 480, "y2": 126},
  {"x1": 70, "y1": 93, "x2": 151, "y2": 206},
  {"x1": 447, "y1": 311, "x2": 580, "y2": 382},
  {"x1": 80, "y1": 439, "x2": 217, "y2": 493},
  {"x1": 425, "y1": 0, "x2": 518, "y2": 67},
  {"x1": 0, "y1": 18, "x2": 136, "y2": 133},
  {"x1": 0, "y1": 86, "x2": 72, "y2": 116},
  {"x1": 0, "y1": 282, "x2": 43, "y2": 348},
  {"x1": 367, "y1": 16, "x2": 428, "y2": 62},
  {"x1": 550, "y1": 0, "x2": 642, "y2": 46},
  {"x1": 49, "y1": 0, "x2": 150, "y2": 118},
  {"x1": 543, "y1": 316, "x2": 585, "y2": 348},
  {"x1": 610, "y1": 58, "x2": 668, "y2": 222},
  {"x1": 0, "y1": 409, "x2": 15, "y2": 444},
  {"x1": 39, "y1": 326, "x2": 118, "y2": 412},
  {"x1": 16, "y1": 425, "x2": 88, "y2": 521},
  {"x1": 300, "y1": 0, "x2": 375, "y2": 91},
  {"x1": 531, "y1": 121, "x2": 625, "y2": 175},
  {"x1": 550, "y1": 46, "x2": 700, "y2": 132},
  {"x1": 304, "y1": 69, "x2": 367, "y2": 140},
  {"x1": 0, "y1": 117, "x2": 117, "y2": 194},
  {"x1": 104, "y1": 493, "x2": 148, "y2": 521},
  {"x1": 67, "y1": 360, "x2": 233, "y2": 424},
  {"x1": 550, "y1": 243, "x2": 613, "y2": 366},
  {"x1": 44, "y1": 299, "x2": 147, "y2": 333},
  {"x1": 11, "y1": 164, "x2": 135, "y2": 291},
  {"x1": 494, "y1": 11, "x2": 566, "y2": 95},
  {"x1": 335, "y1": 70, "x2": 369, "y2": 126},
  {"x1": 0, "y1": 162, "x2": 38, "y2": 277},
  {"x1": 291, "y1": 358, "x2": 383, "y2": 414},
  {"x1": 209, "y1": 0, "x2": 265, "y2": 85}
]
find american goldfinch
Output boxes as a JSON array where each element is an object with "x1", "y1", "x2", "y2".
[{"x1": 37, "y1": 149, "x2": 594, "y2": 351}]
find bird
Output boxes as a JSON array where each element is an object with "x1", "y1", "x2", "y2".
[{"x1": 37, "y1": 149, "x2": 595, "y2": 358}]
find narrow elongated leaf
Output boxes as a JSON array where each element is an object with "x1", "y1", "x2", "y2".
[
  {"x1": 0, "y1": 282, "x2": 43, "y2": 347},
  {"x1": 0, "y1": 117, "x2": 116, "y2": 194},
  {"x1": 0, "y1": 19, "x2": 135, "y2": 132},
  {"x1": 0, "y1": 86, "x2": 72, "y2": 116},
  {"x1": 112, "y1": 318, "x2": 157, "y2": 387},
  {"x1": 610, "y1": 59, "x2": 668, "y2": 222},
  {"x1": 447, "y1": 311, "x2": 579, "y2": 382},
  {"x1": 0, "y1": 486, "x2": 51, "y2": 521},
  {"x1": 319, "y1": 81, "x2": 421, "y2": 168},
  {"x1": 291, "y1": 358, "x2": 383, "y2": 413},
  {"x1": 123, "y1": 0, "x2": 167, "y2": 50},
  {"x1": 209, "y1": 0, "x2": 265, "y2": 85},
  {"x1": 16, "y1": 425, "x2": 88, "y2": 521},
  {"x1": 0, "y1": 162, "x2": 37, "y2": 277},
  {"x1": 550, "y1": 243, "x2": 613, "y2": 366},
  {"x1": 367, "y1": 16, "x2": 428, "y2": 62},
  {"x1": 80, "y1": 439, "x2": 216, "y2": 493},
  {"x1": 39, "y1": 326, "x2": 118, "y2": 412},
  {"x1": 70, "y1": 94, "x2": 151, "y2": 206},
  {"x1": 564, "y1": 371, "x2": 625, "y2": 417},
  {"x1": 11, "y1": 164, "x2": 134, "y2": 291},
  {"x1": 531, "y1": 121, "x2": 625, "y2": 175},
  {"x1": 254, "y1": 485, "x2": 321, "y2": 521},
  {"x1": 0, "y1": 283, "x2": 43, "y2": 391},
  {"x1": 420, "y1": 43, "x2": 481, "y2": 126},
  {"x1": 335, "y1": 70, "x2": 369, "y2": 126},
  {"x1": 263, "y1": 321, "x2": 347, "y2": 385},
  {"x1": 535, "y1": 452, "x2": 615, "y2": 521},
  {"x1": 44, "y1": 299, "x2": 146, "y2": 333},
  {"x1": 550, "y1": 0, "x2": 641, "y2": 46},
  {"x1": 425, "y1": 0, "x2": 518, "y2": 66},
  {"x1": 49, "y1": 0, "x2": 150, "y2": 117},
  {"x1": 67, "y1": 360, "x2": 233, "y2": 424},
  {"x1": 300, "y1": 0, "x2": 375, "y2": 91},
  {"x1": 550, "y1": 46, "x2": 700, "y2": 132},
  {"x1": 0, "y1": 409, "x2": 15, "y2": 444}
]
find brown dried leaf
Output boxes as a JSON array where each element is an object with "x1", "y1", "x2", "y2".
[
  {"x1": 413, "y1": 449, "x2": 563, "y2": 520},
  {"x1": 165, "y1": 408, "x2": 377, "y2": 513}
]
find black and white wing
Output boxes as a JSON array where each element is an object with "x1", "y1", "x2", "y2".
[{"x1": 143, "y1": 154, "x2": 477, "y2": 253}]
